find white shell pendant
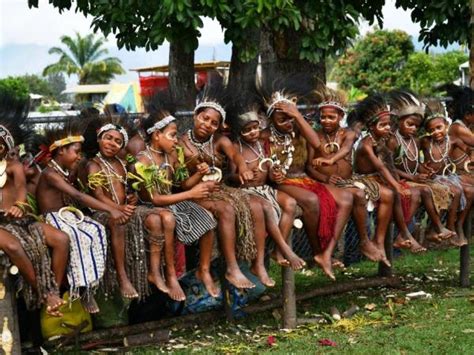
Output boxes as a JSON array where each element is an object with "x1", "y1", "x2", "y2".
[
  {"x1": 202, "y1": 167, "x2": 222, "y2": 182},
  {"x1": 0, "y1": 160, "x2": 7, "y2": 188}
]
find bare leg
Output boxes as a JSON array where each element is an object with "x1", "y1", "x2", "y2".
[
  {"x1": 249, "y1": 196, "x2": 275, "y2": 287},
  {"x1": 272, "y1": 191, "x2": 298, "y2": 267},
  {"x1": 195, "y1": 230, "x2": 219, "y2": 297},
  {"x1": 160, "y1": 210, "x2": 185, "y2": 301},
  {"x1": 374, "y1": 186, "x2": 394, "y2": 262},
  {"x1": 392, "y1": 188, "x2": 426, "y2": 253},
  {"x1": 40, "y1": 223, "x2": 69, "y2": 287},
  {"x1": 107, "y1": 220, "x2": 138, "y2": 299},
  {"x1": 349, "y1": 188, "x2": 387, "y2": 265},
  {"x1": 145, "y1": 213, "x2": 168, "y2": 294},
  {"x1": 453, "y1": 184, "x2": 472, "y2": 246},
  {"x1": 312, "y1": 186, "x2": 353, "y2": 280},
  {"x1": 198, "y1": 199, "x2": 254, "y2": 289},
  {"x1": 417, "y1": 186, "x2": 455, "y2": 241},
  {"x1": 277, "y1": 185, "x2": 320, "y2": 254}
]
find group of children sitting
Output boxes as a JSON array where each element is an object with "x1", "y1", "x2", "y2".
[{"x1": 0, "y1": 81, "x2": 472, "y2": 320}]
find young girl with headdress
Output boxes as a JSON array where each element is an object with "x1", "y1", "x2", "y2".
[
  {"x1": 82, "y1": 114, "x2": 166, "y2": 300},
  {"x1": 351, "y1": 94, "x2": 426, "y2": 254},
  {"x1": 307, "y1": 87, "x2": 389, "y2": 265},
  {"x1": 179, "y1": 86, "x2": 265, "y2": 289},
  {"x1": 0, "y1": 111, "x2": 70, "y2": 317},
  {"x1": 258, "y1": 81, "x2": 355, "y2": 280},
  {"x1": 388, "y1": 90, "x2": 457, "y2": 244},
  {"x1": 133, "y1": 92, "x2": 219, "y2": 299},
  {"x1": 420, "y1": 100, "x2": 472, "y2": 246},
  {"x1": 226, "y1": 98, "x2": 306, "y2": 271},
  {"x1": 36, "y1": 119, "x2": 127, "y2": 313}
]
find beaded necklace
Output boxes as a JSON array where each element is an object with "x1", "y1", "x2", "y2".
[
  {"x1": 95, "y1": 152, "x2": 127, "y2": 204},
  {"x1": 395, "y1": 130, "x2": 419, "y2": 175},
  {"x1": 323, "y1": 128, "x2": 341, "y2": 154},
  {"x1": 269, "y1": 125, "x2": 294, "y2": 174},
  {"x1": 238, "y1": 139, "x2": 265, "y2": 164}
]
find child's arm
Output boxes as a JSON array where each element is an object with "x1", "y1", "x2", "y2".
[
  {"x1": 306, "y1": 144, "x2": 331, "y2": 183},
  {"x1": 45, "y1": 169, "x2": 127, "y2": 223},
  {"x1": 4, "y1": 161, "x2": 27, "y2": 218},
  {"x1": 226, "y1": 143, "x2": 244, "y2": 185},
  {"x1": 218, "y1": 136, "x2": 253, "y2": 184},
  {"x1": 313, "y1": 130, "x2": 356, "y2": 167},
  {"x1": 86, "y1": 161, "x2": 136, "y2": 219},
  {"x1": 272, "y1": 102, "x2": 321, "y2": 150},
  {"x1": 360, "y1": 140, "x2": 408, "y2": 195},
  {"x1": 450, "y1": 124, "x2": 474, "y2": 147}
]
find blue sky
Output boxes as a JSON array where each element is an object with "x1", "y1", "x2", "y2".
[{"x1": 0, "y1": 0, "x2": 463, "y2": 88}]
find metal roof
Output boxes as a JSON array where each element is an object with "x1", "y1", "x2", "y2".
[{"x1": 130, "y1": 61, "x2": 230, "y2": 73}]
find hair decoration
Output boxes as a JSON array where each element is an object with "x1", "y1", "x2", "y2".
[
  {"x1": 237, "y1": 111, "x2": 260, "y2": 132},
  {"x1": 0, "y1": 125, "x2": 15, "y2": 151},
  {"x1": 97, "y1": 123, "x2": 129, "y2": 147},
  {"x1": 146, "y1": 115, "x2": 176, "y2": 135},
  {"x1": 194, "y1": 102, "x2": 226, "y2": 122},
  {"x1": 367, "y1": 109, "x2": 391, "y2": 126},
  {"x1": 266, "y1": 91, "x2": 295, "y2": 117},
  {"x1": 318, "y1": 101, "x2": 347, "y2": 114},
  {"x1": 49, "y1": 135, "x2": 84, "y2": 152}
]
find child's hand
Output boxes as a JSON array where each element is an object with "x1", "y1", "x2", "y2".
[
  {"x1": 396, "y1": 184, "x2": 411, "y2": 197},
  {"x1": 202, "y1": 181, "x2": 219, "y2": 192},
  {"x1": 414, "y1": 174, "x2": 429, "y2": 183},
  {"x1": 189, "y1": 183, "x2": 211, "y2": 199},
  {"x1": 239, "y1": 168, "x2": 254, "y2": 185},
  {"x1": 313, "y1": 157, "x2": 334, "y2": 167},
  {"x1": 196, "y1": 162, "x2": 210, "y2": 176},
  {"x1": 110, "y1": 208, "x2": 128, "y2": 225},
  {"x1": 121, "y1": 204, "x2": 136, "y2": 218},
  {"x1": 251, "y1": 167, "x2": 264, "y2": 182},
  {"x1": 126, "y1": 193, "x2": 138, "y2": 206},
  {"x1": 273, "y1": 101, "x2": 300, "y2": 120},
  {"x1": 328, "y1": 175, "x2": 343, "y2": 185},
  {"x1": 270, "y1": 166, "x2": 285, "y2": 184},
  {"x1": 4, "y1": 205, "x2": 23, "y2": 219}
]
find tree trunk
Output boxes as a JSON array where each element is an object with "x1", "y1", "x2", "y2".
[
  {"x1": 259, "y1": 28, "x2": 326, "y2": 89},
  {"x1": 169, "y1": 41, "x2": 196, "y2": 109},
  {"x1": 470, "y1": 0, "x2": 474, "y2": 88},
  {"x1": 227, "y1": 29, "x2": 260, "y2": 100}
]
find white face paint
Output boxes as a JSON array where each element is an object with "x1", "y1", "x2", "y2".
[{"x1": 240, "y1": 127, "x2": 261, "y2": 137}]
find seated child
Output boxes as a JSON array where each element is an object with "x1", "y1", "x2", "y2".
[
  {"x1": 389, "y1": 90, "x2": 456, "y2": 243},
  {"x1": 83, "y1": 116, "x2": 166, "y2": 300},
  {"x1": 0, "y1": 117, "x2": 69, "y2": 317},
  {"x1": 307, "y1": 87, "x2": 389, "y2": 265},
  {"x1": 227, "y1": 102, "x2": 306, "y2": 271},
  {"x1": 134, "y1": 100, "x2": 219, "y2": 299},
  {"x1": 352, "y1": 94, "x2": 426, "y2": 253},
  {"x1": 421, "y1": 100, "x2": 472, "y2": 246},
  {"x1": 259, "y1": 88, "x2": 355, "y2": 280},
  {"x1": 36, "y1": 119, "x2": 126, "y2": 313}
]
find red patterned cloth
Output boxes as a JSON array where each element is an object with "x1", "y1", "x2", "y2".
[{"x1": 282, "y1": 177, "x2": 338, "y2": 250}]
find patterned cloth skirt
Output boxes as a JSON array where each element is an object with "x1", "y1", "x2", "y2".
[{"x1": 45, "y1": 210, "x2": 107, "y2": 298}]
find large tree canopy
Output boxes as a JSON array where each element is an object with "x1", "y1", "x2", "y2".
[{"x1": 43, "y1": 32, "x2": 125, "y2": 85}]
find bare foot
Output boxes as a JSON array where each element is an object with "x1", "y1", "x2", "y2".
[
  {"x1": 450, "y1": 225, "x2": 468, "y2": 247},
  {"x1": 393, "y1": 234, "x2": 413, "y2": 249},
  {"x1": 271, "y1": 249, "x2": 290, "y2": 267},
  {"x1": 425, "y1": 229, "x2": 443, "y2": 243},
  {"x1": 225, "y1": 268, "x2": 255, "y2": 289},
  {"x1": 314, "y1": 254, "x2": 335, "y2": 281},
  {"x1": 250, "y1": 264, "x2": 276, "y2": 287},
  {"x1": 360, "y1": 240, "x2": 383, "y2": 262},
  {"x1": 332, "y1": 258, "x2": 346, "y2": 270},
  {"x1": 81, "y1": 295, "x2": 100, "y2": 314},
  {"x1": 119, "y1": 278, "x2": 139, "y2": 299},
  {"x1": 407, "y1": 238, "x2": 427, "y2": 253},
  {"x1": 44, "y1": 293, "x2": 65, "y2": 317},
  {"x1": 285, "y1": 251, "x2": 306, "y2": 270},
  {"x1": 438, "y1": 227, "x2": 457, "y2": 240},
  {"x1": 166, "y1": 277, "x2": 186, "y2": 302},
  {"x1": 148, "y1": 272, "x2": 169, "y2": 294},
  {"x1": 196, "y1": 269, "x2": 220, "y2": 298}
]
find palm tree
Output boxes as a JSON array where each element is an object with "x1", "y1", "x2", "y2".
[{"x1": 43, "y1": 32, "x2": 125, "y2": 85}]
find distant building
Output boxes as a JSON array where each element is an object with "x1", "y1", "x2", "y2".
[
  {"x1": 62, "y1": 83, "x2": 143, "y2": 113},
  {"x1": 459, "y1": 61, "x2": 469, "y2": 86}
]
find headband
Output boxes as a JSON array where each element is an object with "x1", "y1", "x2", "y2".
[
  {"x1": 319, "y1": 101, "x2": 347, "y2": 114},
  {"x1": 366, "y1": 110, "x2": 391, "y2": 126},
  {"x1": 146, "y1": 115, "x2": 176, "y2": 135},
  {"x1": 49, "y1": 135, "x2": 84, "y2": 152},
  {"x1": 0, "y1": 125, "x2": 15, "y2": 151},
  {"x1": 266, "y1": 92, "x2": 295, "y2": 117},
  {"x1": 424, "y1": 114, "x2": 446, "y2": 125},
  {"x1": 194, "y1": 102, "x2": 226, "y2": 122},
  {"x1": 97, "y1": 123, "x2": 129, "y2": 146}
]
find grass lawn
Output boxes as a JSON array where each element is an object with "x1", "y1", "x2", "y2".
[{"x1": 132, "y1": 248, "x2": 473, "y2": 354}]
